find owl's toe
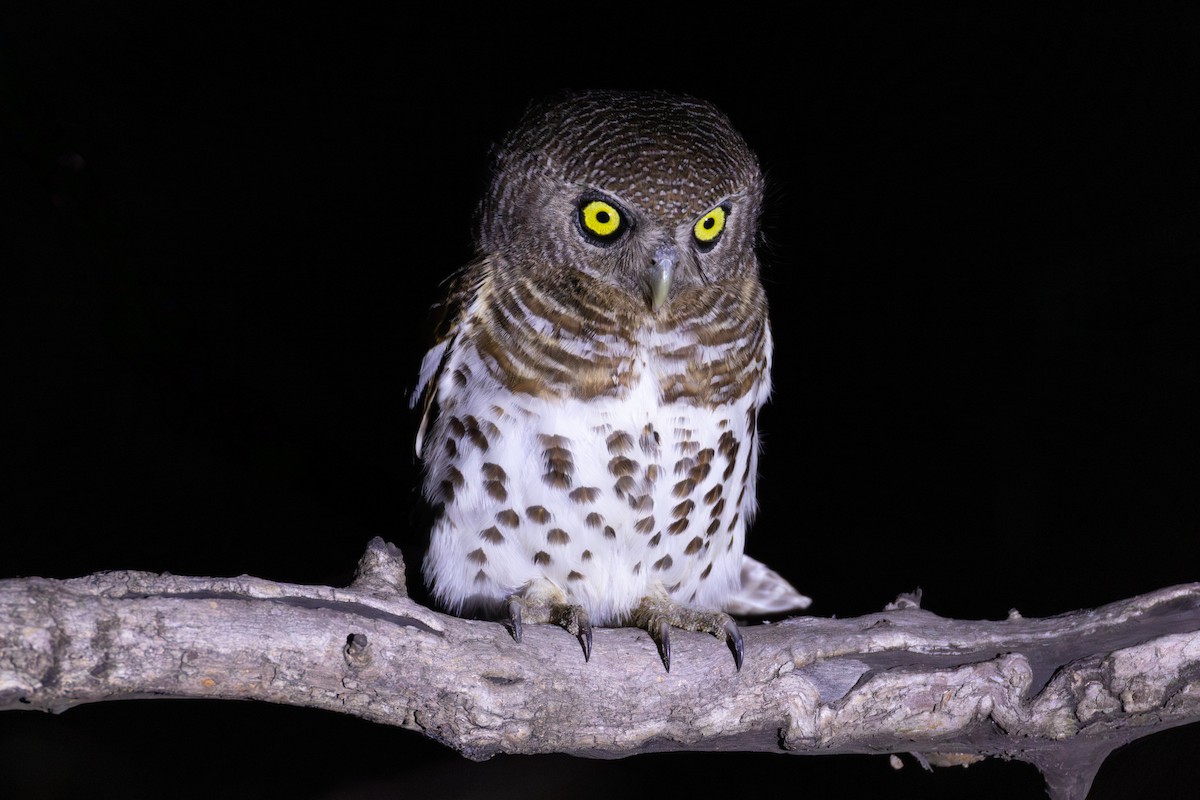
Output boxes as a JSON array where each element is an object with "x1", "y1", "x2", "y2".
[
  {"x1": 651, "y1": 619, "x2": 672, "y2": 672},
  {"x1": 632, "y1": 595, "x2": 743, "y2": 672},
  {"x1": 505, "y1": 583, "x2": 593, "y2": 662},
  {"x1": 507, "y1": 596, "x2": 525, "y2": 643},
  {"x1": 552, "y1": 603, "x2": 593, "y2": 662},
  {"x1": 723, "y1": 616, "x2": 744, "y2": 671}
]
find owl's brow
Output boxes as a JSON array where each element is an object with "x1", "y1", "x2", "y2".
[
  {"x1": 571, "y1": 186, "x2": 749, "y2": 223},
  {"x1": 572, "y1": 184, "x2": 631, "y2": 207},
  {"x1": 688, "y1": 188, "x2": 747, "y2": 220},
  {"x1": 708, "y1": 189, "x2": 748, "y2": 207}
]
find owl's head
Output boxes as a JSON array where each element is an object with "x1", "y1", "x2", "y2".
[{"x1": 478, "y1": 90, "x2": 764, "y2": 314}]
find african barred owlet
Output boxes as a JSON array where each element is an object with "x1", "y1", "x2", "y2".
[{"x1": 413, "y1": 90, "x2": 809, "y2": 671}]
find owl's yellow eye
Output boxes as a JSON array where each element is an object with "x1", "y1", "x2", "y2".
[
  {"x1": 693, "y1": 206, "x2": 727, "y2": 245},
  {"x1": 578, "y1": 198, "x2": 625, "y2": 241}
]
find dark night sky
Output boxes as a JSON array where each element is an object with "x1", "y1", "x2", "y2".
[{"x1": 2, "y1": 5, "x2": 1199, "y2": 798}]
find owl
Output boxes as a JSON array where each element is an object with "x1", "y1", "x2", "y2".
[{"x1": 412, "y1": 90, "x2": 809, "y2": 671}]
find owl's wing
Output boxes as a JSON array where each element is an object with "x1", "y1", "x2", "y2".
[
  {"x1": 412, "y1": 339, "x2": 450, "y2": 459},
  {"x1": 411, "y1": 259, "x2": 490, "y2": 458},
  {"x1": 725, "y1": 555, "x2": 812, "y2": 616}
]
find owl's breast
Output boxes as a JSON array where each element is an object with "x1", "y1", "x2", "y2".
[{"x1": 420, "y1": 328, "x2": 765, "y2": 624}]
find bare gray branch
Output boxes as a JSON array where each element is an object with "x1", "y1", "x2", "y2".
[{"x1": 1, "y1": 538, "x2": 1197, "y2": 800}]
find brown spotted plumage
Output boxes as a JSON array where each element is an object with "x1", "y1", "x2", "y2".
[{"x1": 413, "y1": 91, "x2": 809, "y2": 672}]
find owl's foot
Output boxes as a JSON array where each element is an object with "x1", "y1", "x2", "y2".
[
  {"x1": 506, "y1": 581, "x2": 593, "y2": 662},
  {"x1": 630, "y1": 595, "x2": 743, "y2": 673}
]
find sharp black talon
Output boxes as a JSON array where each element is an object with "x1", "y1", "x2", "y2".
[
  {"x1": 657, "y1": 620, "x2": 672, "y2": 672},
  {"x1": 580, "y1": 617, "x2": 593, "y2": 662},
  {"x1": 508, "y1": 599, "x2": 523, "y2": 644},
  {"x1": 724, "y1": 618, "x2": 744, "y2": 671}
]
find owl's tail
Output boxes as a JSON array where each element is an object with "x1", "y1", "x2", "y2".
[{"x1": 725, "y1": 555, "x2": 812, "y2": 617}]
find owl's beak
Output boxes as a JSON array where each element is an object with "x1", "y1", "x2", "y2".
[{"x1": 646, "y1": 243, "x2": 676, "y2": 311}]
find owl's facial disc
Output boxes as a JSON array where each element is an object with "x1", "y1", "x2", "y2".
[{"x1": 645, "y1": 243, "x2": 676, "y2": 312}]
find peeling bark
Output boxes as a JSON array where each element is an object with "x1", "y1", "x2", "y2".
[{"x1": 1, "y1": 538, "x2": 1197, "y2": 800}]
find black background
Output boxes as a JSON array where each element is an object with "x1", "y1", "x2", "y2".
[{"x1": 3, "y1": 5, "x2": 1199, "y2": 798}]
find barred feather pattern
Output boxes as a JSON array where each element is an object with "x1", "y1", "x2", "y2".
[{"x1": 416, "y1": 261, "x2": 772, "y2": 624}]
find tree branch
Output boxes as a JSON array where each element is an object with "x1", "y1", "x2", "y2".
[{"x1": 2, "y1": 538, "x2": 1197, "y2": 800}]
